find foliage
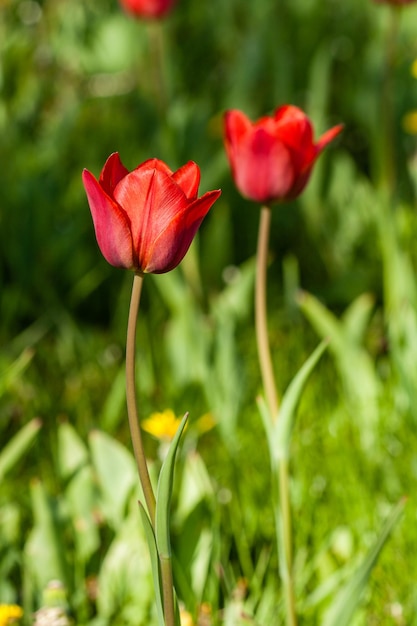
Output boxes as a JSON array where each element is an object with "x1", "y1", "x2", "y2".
[{"x1": 1, "y1": 0, "x2": 417, "y2": 624}]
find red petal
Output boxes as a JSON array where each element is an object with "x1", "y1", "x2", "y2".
[
  {"x1": 316, "y1": 124, "x2": 344, "y2": 153},
  {"x1": 274, "y1": 106, "x2": 314, "y2": 162},
  {"x1": 82, "y1": 169, "x2": 134, "y2": 269},
  {"x1": 99, "y1": 153, "x2": 130, "y2": 196},
  {"x1": 224, "y1": 109, "x2": 252, "y2": 144},
  {"x1": 135, "y1": 158, "x2": 173, "y2": 176},
  {"x1": 274, "y1": 107, "x2": 313, "y2": 142},
  {"x1": 233, "y1": 126, "x2": 294, "y2": 203},
  {"x1": 144, "y1": 189, "x2": 221, "y2": 273},
  {"x1": 172, "y1": 161, "x2": 200, "y2": 200},
  {"x1": 113, "y1": 165, "x2": 190, "y2": 268},
  {"x1": 224, "y1": 110, "x2": 252, "y2": 172}
]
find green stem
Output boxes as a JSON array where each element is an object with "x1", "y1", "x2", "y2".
[
  {"x1": 380, "y1": 6, "x2": 400, "y2": 196},
  {"x1": 126, "y1": 272, "x2": 156, "y2": 526},
  {"x1": 278, "y1": 460, "x2": 297, "y2": 626},
  {"x1": 146, "y1": 20, "x2": 169, "y2": 119},
  {"x1": 255, "y1": 206, "x2": 280, "y2": 419},
  {"x1": 255, "y1": 206, "x2": 297, "y2": 626},
  {"x1": 160, "y1": 556, "x2": 176, "y2": 626},
  {"x1": 126, "y1": 273, "x2": 177, "y2": 626}
]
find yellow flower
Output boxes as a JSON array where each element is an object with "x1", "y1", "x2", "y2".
[
  {"x1": 0, "y1": 605, "x2": 23, "y2": 626},
  {"x1": 403, "y1": 110, "x2": 417, "y2": 134},
  {"x1": 196, "y1": 412, "x2": 216, "y2": 434},
  {"x1": 411, "y1": 59, "x2": 417, "y2": 79},
  {"x1": 179, "y1": 607, "x2": 194, "y2": 626},
  {"x1": 142, "y1": 409, "x2": 183, "y2": 440}
]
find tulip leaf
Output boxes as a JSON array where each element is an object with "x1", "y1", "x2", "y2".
[
  {"x1": 155, "y1": 413, "x2": 188, "y2": 559},
  {"x1": 273, "y1": 340, "x2": 328, "y2": 463},
  {"x1": 25, "y1": 479, "x2": 70, "y2": 591},
  {"x1": 139, "y1": 503, "x2": 165, "y2": 626},
  {"x1": 89, "y1": 430, "x2": 137, "y2": 529},
  {"x1": 323, "y1": 498, "x2": 405, "y2": 626}
]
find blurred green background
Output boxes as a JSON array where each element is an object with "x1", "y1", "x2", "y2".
[{"x1": 2, "y1": 0, "x2": 417, "y2": 624}]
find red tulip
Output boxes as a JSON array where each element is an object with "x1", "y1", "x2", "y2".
[
  {"x1": 82, "y1": 154, "x2": 221, "y2": 273},
  {"x1": 119, "y1": 0, "x2": 176, "y2": 19},
  {"x1": 224, "y1": 105, "x2": 343, "y2": 204},
  {"x1": 373, "y1": 0, "x2": 416, "y2": 4}
]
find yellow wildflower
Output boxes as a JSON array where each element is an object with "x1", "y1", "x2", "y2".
[
  {"x1": 411, "y1": 59, "x2": 417, "y2": 79},
  {"x1": 0, "y1": 605, "x2": 23, "y2": 626},
  {"x1": 180, "y1": 607, "x2": 194, "y2": 626},
  {"x1": 142, "y1": 409, "x2": 183, "y2": 440},
  {"x1": 196, "y1": 412, "x2": 216, "y2": 434},
  {"x1": 403, "y1": 110, "x2": 417, "y2": 134}
]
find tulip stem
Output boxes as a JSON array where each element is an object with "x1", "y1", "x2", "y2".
[
  {"x1": 126, "y1": 273, "x2": 178, "y2": 626},
  {"x1": 147, "y1": 21, "x2": 169, "y2": 120},
  {"x1": 126, "y1": 272, "x2": 156, "y2": 526},
  {"x1": 255, "y1": 206, "x2": 280, "y2": 419},
  {"x1": 256, "y1": 206, "x2": 297, "y2": 626},
  {"x1": 380, "y1": 5, "x2": 400, "y2": 196}
]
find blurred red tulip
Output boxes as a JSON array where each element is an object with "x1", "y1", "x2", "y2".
[
  {"x1": 82, "y1": 154, "x2": 221, "y2": 273},
  {"x1": 374, "y1": 0, "x2": 416, "y2": 4},
  {"x1": 119, "y1": 0, "x2": 176, "y2": 19},
  {"x1": 224, "y1": 106, "x2": 343, "y2": 204}
]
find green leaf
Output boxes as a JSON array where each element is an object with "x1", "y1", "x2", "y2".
[
  {"x1": 0, "y1": 418, "x2": 42, "y2": 481},
  {"x1": 297, "y1": 290, "x2": 379, "y2": 447},
  {"x1": 342, "y1": 293, "x2": 375, "y2": 345},
  {"x1": 24, "y1": 479, "x2": 69, "y2": 591},
  {"x1": 257, "y1": 396, "x2": 275, "y2": 462},
  {"x1": 273, "y1": 340, "x2": 328, "y2": 463},
  {"x1": 95, "y1": 499, "x2": 154, "y2": 625},
  {"x1": 89, "y1": 430, "x2": 138, "y2": 529},
  {"x1": 155, "y1": 413, "x2": 188, "y2": 559},
  {"x1": 65, "y1": 465, "x2": 100, "y2": 564},
  {"x1": 139, "y1": 503, "x2": 165, "y2": 626},
  {"x1": 57, "y1": 422, "x2": 88, "y2": 480},
  {"x1": 0, "y1": 348, "x2": 34, "y2": 397},
  {"x1": 323, "y1": 498, "x2": 406, "y2": 626}
]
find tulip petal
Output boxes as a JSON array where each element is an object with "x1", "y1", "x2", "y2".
[
  {"x1": 136, "y1": 158, "x2": 173, "y2": 176},
  {"x1": 113, "y1": 166, "x2": 192, "y2": 269},
  {"x1": 143, "y1": 189, "x2": 221, "y2": 273},
  {"x1": 274, "y1": 105, "x2": 316, "y2": 169},
  {"x1": 119, "y1": 0, "x2": 176, "y2": 19},
  {"x1": 82, "y1": 169, "x2": 134, "y2": 269},
  {"x1": 172, "y1": 161, "x2": 200, "y2": 200},
  {"x1": 236, "y1": 127, "x2": 295, "y2": 203},
  {"x1": 99, "y1": 153, "x2": 130, "y2": 196},
  {"x1": 316, "y1": 124, "x2": 344, "y2": 154},
  {"x1": 224, "y1": 109, "x2": 252, "y2": 143}
]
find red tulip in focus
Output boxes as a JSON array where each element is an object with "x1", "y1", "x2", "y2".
[
  {"x1": 82, "y1": 154, "x2": 221, "y2": 273},
  {"x1": 224, "y1": 105, "x2": 343, "y2": 204},
  {"x1": 119, "y1": 0, "x2": 176, "y2": 19}
]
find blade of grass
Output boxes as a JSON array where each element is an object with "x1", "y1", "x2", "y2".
[
  {"x1": 0, "y1": 418, "x2": 42, "y2": 481},
  {"x1": 323, "y1": 497, "x2": 406, "y2": 626}
]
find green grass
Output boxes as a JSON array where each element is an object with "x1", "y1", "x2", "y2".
[{"x1": 2, "y1": 0, "x2": 417, "y2": 623}]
